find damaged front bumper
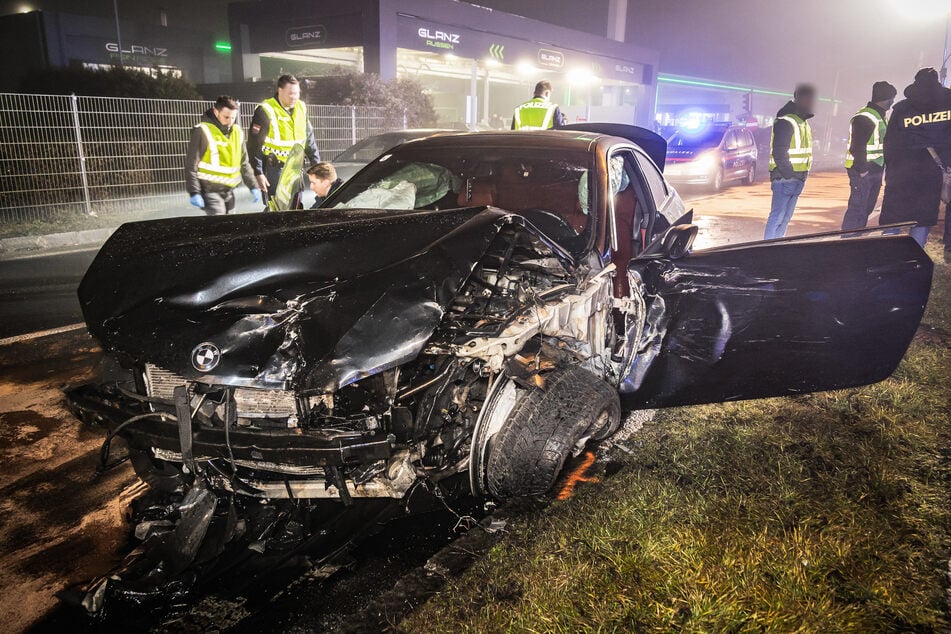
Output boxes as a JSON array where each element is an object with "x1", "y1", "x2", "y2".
[{"x1": 67, "y1": 383, "x2": 406, "y2": 499}]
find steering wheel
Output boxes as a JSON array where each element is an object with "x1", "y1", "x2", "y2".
[{"x1": 517, "y1": 208, "x2": 580, "y2": 242}]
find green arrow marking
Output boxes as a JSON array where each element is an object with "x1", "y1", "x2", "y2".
[{"x1": 489, "y1": 43, "x2": 505, "y2": 61}]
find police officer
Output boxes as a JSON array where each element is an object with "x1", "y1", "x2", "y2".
[
  {"x1": 880, "y1": 68, "x2": 951, "y2": 250},
  {"x1": 247, "y1": 75, "x2": 320, "y2": 207},
  {"x1": 764, "y1": 84, "x2": 816, "y2": 240},
  {"x1": 185, "y1": 95, "x2": 261, "y2": 215},
  {"x1": 512, "y1": 81, "x2": 567, "y2": 130},
  {"x1": 841, "y1": 81, "x2": 896, "y2": 232}
]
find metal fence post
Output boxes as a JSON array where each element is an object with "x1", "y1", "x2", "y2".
[
  {"x1": 350, "y1": 106, "x2": 357, "y2": 146},
  {"x1": 70, "y1": 94, "x2": 93, "y2": 216}
]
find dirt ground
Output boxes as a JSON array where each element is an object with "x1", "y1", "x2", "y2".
[
  {"x1": 0, "y1": 170, "x2": 879, "y2": 631},
  {"x1": 0, "y1": 332, "x2": 143, "y2": 631}
]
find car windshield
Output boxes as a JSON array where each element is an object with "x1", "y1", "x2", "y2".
[
  {"x1": 327, "y1": 146, "x2": 596, "y2": 245},
  {"x1": 333, "y1": 135, "x2": 401, "y2": 163},
  {"x1": 667, "y1": 128, "x2": 726, "y2": 151}
]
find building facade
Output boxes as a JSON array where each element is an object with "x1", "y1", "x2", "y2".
[
  {"x1": 227, "y1": 0, "x2": 658, "y2": 127},
  {"x1": 0, "y1": 9, "x2": 229, "y2": 91}
]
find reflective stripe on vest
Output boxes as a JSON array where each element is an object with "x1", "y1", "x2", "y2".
[
  {"x1": 844, "y1": 107, "x2": 886, "y2": 168},
  {"x1": 261, "y1": 97, "x2": 308, "y2": 161},
  {"x1": 513, "y1": 98, "x2": 557, "y2": 130},
  {"x1": 769, "y1": 114, "x2": 813, "y2": 172},
  {"x1": 197, "y1": 122, "x2": 244, "y2": 188}
]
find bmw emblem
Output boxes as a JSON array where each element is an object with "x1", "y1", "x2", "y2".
[{"x1": 191, "y1": 342, "x2": 221, "y2": 372}]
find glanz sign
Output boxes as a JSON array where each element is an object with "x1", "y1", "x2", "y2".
[
  {"x1": 417, "y1": 27, "x2": 460, "y2": 50},
  {"x1": 105, "y1": 43, "x2": 168, "y2": 58},
  {"x1": 537, "y1": 49, "x2": 564, "y2": 69},
  {"x1": 286, "y1": 25, "x2": 327, "y2": 47}
]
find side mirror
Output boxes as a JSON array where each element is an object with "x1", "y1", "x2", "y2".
[
  {"x1": 638, "y1": 222, "x2": 699, "y2": 260},
  {"x1": 660, "y1": 224, "x2": 699, "y2": 259}
]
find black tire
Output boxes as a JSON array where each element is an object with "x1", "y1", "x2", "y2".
[
  {"x1": 743, "y1": 162, "x2": 756, "y2": 186},
  {"x1": 710, "y1": 167, "x2": 725, "y2": 192},
  {"x1": 485, "y1": 366, "x2": 621, "y2": 499}
]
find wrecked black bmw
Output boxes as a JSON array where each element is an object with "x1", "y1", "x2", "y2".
[{"x1": 67, "y1": 126, "x2": 932, "y2": 612}]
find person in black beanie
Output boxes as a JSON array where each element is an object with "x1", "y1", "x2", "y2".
[
  {"x1": 841, "y1": 81, "x2": 896, "y2": 232},
  {"x1": 880, "y1": 68, "x2": 951, "y2": 250}
]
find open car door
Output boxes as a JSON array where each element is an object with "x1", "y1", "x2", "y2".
[{"x1": 621, "y1": 233, "x2": 933, "y2": 408}]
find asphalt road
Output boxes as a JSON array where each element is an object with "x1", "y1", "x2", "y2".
[{"x1": 0, "y1": 248, "x2": 97, "y2": 340}]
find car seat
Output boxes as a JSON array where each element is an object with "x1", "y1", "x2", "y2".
[
  {"x1": 457, "y1": 179, "x2": 497, "y2": 207},
  {"x1": 611, "y1": 188, "x2": 638, "y2": 297}
]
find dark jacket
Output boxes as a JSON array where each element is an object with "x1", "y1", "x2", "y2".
[
  {"x1": 847, "y1": 101, "x2": 887, "y2": 174},
  {"x1": 184, "y1": 109, "x2": 256, "y2": 196},
  {"x1": 310, "y1": 178, "x2": 343, "y2": 209},
  {"x1": 770, "y1": 100, "x2": 814, "y2": 180},
  {"x1": 247, "y1": 96, "x2": 320, "y2": 176},
  {"x1": 880, "y1": 77, "x2": 951, "y2": 227}
]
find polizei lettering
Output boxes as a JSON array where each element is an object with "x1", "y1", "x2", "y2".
[
  {"x1": 903, "y1": 109, "x2": 951, "y2": 127},
  {"x1": 418, "y1": 27, "x2": 459, "y2": 50}
]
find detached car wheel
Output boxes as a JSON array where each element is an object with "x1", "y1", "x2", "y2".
[{"x1": 485, "y1": 366, "x2": 621, "y2": 499}]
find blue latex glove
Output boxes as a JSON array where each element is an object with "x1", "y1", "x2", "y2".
[
  {"x1": 250, "y1": 188, "x2": 262, "y2": 204},
  {"x1": 189, "y1": 194, "x2": 205, "y2": 209}
]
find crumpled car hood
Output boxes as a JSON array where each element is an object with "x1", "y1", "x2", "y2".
[{"x1": 79, "y1": 207, "x2": 542, "y2": 393}]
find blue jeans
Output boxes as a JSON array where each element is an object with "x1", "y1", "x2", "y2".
[
  {"x1": 765, "y1": 177, "x2": 805, "y2": 239},
  {"x1": 841, "y1": 168, "x2": 882, "y2": 232}
]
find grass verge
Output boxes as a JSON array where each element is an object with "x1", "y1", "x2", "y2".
[{"x1": 404, "y1": 241, "x2": 951, "y2": 632}]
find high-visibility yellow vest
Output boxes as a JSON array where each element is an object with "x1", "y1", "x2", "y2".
[
  {"x1": 196, "y1": 121, "x2": 244, "y2": 188},
  {"x1": 513, "y1": 97, "x2": 558, "y2": 130},
  {"x1": 769, "y1": 114, "x2": 813, "y2": 172},
  {"x1": 844, "y1": 107, "x2": 886, "y2": 168},
  {"x1": 260, "y1": 97, "x2": 307, "y2": 162}
]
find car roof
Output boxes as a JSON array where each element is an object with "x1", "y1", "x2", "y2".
[
  {"x1": 395, "y1": 130, "x2": 608, "y2": 153},
  {"x1": 379, "y1": 128, "x2": 454, "y2": 139}
]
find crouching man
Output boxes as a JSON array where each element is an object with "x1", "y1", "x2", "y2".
[
  {"x1": 185, "y1": 95, "x2": 261, "y2": 215},
  {"x1": 307, "y1": 162, "x2": 343, "y2": 208}
]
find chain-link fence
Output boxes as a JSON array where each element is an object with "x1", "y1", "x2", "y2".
[{"x1": 0, "y1": 93, "x2": 405, "y2": 224}]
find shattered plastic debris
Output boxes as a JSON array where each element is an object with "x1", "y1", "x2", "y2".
[{"x1": 483, "y1": 518, "x2": 508, "y2": 534}]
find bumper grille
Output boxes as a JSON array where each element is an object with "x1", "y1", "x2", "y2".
[{"x1": 143, "y1": 364, "x2": 297, "y2": 420}]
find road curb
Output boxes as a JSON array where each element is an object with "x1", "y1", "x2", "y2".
[{"x1": 0, "y1": 227, "x2": 115, "y2": 258}]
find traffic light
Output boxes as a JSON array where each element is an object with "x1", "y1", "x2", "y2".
[{"x1": 742, "y1": 92, "x2": 752, "y2": 114}]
